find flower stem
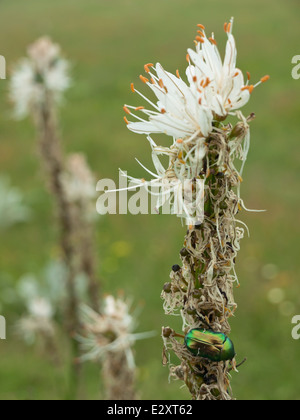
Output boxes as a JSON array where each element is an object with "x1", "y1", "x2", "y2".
[
  {"x1": 162, "y1": 122, "x2": 249, "y2": 400},
  {"x1": 36, "y1": 96, "x2": 81, "y2": 399}
]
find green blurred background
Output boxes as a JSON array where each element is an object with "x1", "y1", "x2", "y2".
[{"x1": 0, "y1": 0, "x2": 299, "y2": 400}]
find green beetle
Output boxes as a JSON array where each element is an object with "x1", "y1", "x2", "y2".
[{"x1": 185, "y1": 328, "x2": 235, "y2": 362}]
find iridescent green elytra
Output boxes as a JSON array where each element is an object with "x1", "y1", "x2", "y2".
[{"x1": 185, "y1": 328, "x2": 235, "y2": 362}]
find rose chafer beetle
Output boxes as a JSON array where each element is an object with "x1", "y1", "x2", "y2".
[{"x1": 185, "y1": 328, "x2": 236, "y2": 362}]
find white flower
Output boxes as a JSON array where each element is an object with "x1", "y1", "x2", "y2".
[
  {"x1": 28, "y1": 297, "x2": 54, "y2": 319},
  {"x1": 121, "y1": 19, "x2": 269, "y2": 226},
  {"x1": 186, "y1": 19, "x2": 270, "y2": 118},
  {"x1": 61, "y1": 153, "x2": 96, "y2": 204},
  {"x1": 0, "y1": 176, "x2": 30, "y2": 230},
  {"x1": 124, "y1": 19, "x2": 269, "y2": 140},
  {"x1": 78, "y1": 295, "x2": 154, "y2": 368},
  {"x1": 124, "y1": 64, "x2": 213, "y2": 139},
  {"x1": 118, "y1": 135, "x2": 206, "y2": 225},
  {"x1": 16, "y1": 315, "x2": 55, "y2": 344},
  {"x1": 9, "y1": 37, "x2": 70, "y2": 118}
]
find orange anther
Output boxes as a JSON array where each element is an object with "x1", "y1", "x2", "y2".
[
  {"x1": 197, "y1": 24, "x2": 205, "y2": 30},
  {"x1": 135, "y1": 106, "x2": 145, "y2": 111},
  {"x1": 186, "y1": 53, "x2": 190, "y2": 63},
  {"x1": 196, "y1": 36, "x2": 205, "y2": 43},
  {"x1": 177, "y1": 138, "x2": 183, "y2": 144},
  {"x1": 130, "y1": 83, "x2": 135, "y2": 93},
  {"x1": 242, "y1": 85, "x2": 254, "y2": 94},
  {"x1": 193, "y1": 75, "x2": 197, "y2": 82},
  {"x1": 203, "y1": 77, "x2": 210, "y2": 88},
  {"x1": 197, "y1": 31, "x2": 205, "y2": 37},
  {"x1": 144, "y1": 63, "x2": 154, "y2": 73},
  {"x1": 161, "y1": 108, "x2": 166, "y2": 114},
  {"x1": 123, "y1": 106, "x2": 131, "y2": 115},
  {"x1": 234, "y1": 71, "x2": 239, "y2": 77},
  {"x1": 124, "y1": 117, "x2": 129, "y2": 125},
  {"x1": 198, "y1": 97, "x2": 202, "y2": 105},
  {"x1": 150, "y1": 78, "x2": 156, "y2": 85},
  {"x1": 139, "y1": 75, "x2": 149, "y2": 84},
  {"x1": 261, "y1": 75, "x2": 270, "y2": 83},
  {"x1": 247, "y1": 71, "x2": 251, "y2": 81},
  {"x1": 224, "y1": 22, "x2": 228, "y2": 32},
  {"x1": 176, "y1": 69, "x2": 180, "y2": 78},
  {"x1": 227, "y1": 22, "x2": 232, "y2": 33},
  {"x1": 248, "y1": 85, "x2": 254, "y2": 94},
  {"x1": 209, "y1": 37, "x2": 217, "y2": 45}
]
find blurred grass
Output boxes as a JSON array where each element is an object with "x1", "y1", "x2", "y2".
[{"x1": 0, "y1": 0, "x2": 299, "y2": 400}]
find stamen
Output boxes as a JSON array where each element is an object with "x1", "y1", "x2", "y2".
[
  {"x1": 247, "y1": 71, "x2": 251, "y2": 81},
  {"x1": 144, "y1": 63, "x2": 154, "y2": 73},
  {"x1": 209, "y1": 37, "x2": 217, "y2": 45},
  {"x1": 197, "y1": 24, "x2": 205, "y2": 30},
  {"x1": 186, "y1": 53, "x2": 190, "y2": 63},
  {"x1": 234, "y1": 71, "x2": 239, "y2": 78},
  {"x1": 176, "y1": 69, "x2": 181, "y2": 78},
  {"x1": 193, "y1": 76, "x2": 197, "y2": 82},
  {"x1": 195, "y1": 36, "x2": 205, "y2": 43},
  {"x1": 135, "y1": 106, "x2": 145, "y2": 111},
  {"x1": 227, "y1": 22, "x2": 232, "y2": 33},
  {"x1": 177, "y1": 138, "x2": 183, "y2": 144},
  {"x1": 124, "y1": 117, "x2": 129, "y2": 125},
  {"x1": 161, "y1": 108, "x2": 166, "y2": 114},
  {"x1": 130, "y1": 83, "x2": 135, "y2": 93},
  {"x1": 242, "y1": 85, "x2": 254, "y2": 94},
  {"x1": 197, "y1": 31, "x2": 205, "y2": 38},
  {"x1": 123, "y1": 106, "x2": 131, "y2": 115},
  {"x1": 224, "y1": 22, "x2": 228, "y2": 33},
  {"x1": 133, "y1": 87, "x2": 160, "y2": 111},
  {"x1": 203, "y1": 77, "x2": 210, "y2": 88},
  {"x1": 140, "y1": 75, "x2": 149, "y2": 84}
]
